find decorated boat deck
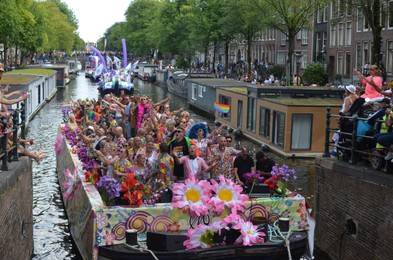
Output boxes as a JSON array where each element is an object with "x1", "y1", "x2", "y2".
[{"x1": 56, "y1": 126, "x2": 310, "y2": 260}]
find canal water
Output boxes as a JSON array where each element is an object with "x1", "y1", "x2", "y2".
[{"x1": 31, "y1": 74, "x2": 316, "y2": 259}]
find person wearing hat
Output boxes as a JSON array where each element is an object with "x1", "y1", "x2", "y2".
[
  {"x1": 86, "y1": 125, "x2": 96, "y2": 137},
  {"x1": 340, "y1": 85, "x2": 358, "y2": 116}
]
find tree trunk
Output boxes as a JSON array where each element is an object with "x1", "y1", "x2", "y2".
[
  {"x1": 247, "y1": 38, "x2": 252, "y2": 76},
  {"x1": 287, "y1": 30, "x2": 296, "y2": 85},
  {"x1": 225, "y1": 41, "x2": 229, "y2": 76}
]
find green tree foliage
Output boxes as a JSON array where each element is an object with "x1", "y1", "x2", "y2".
[
  {"x1": 303, "y1": 63, "x2": 328, "y2": 86},
  {"x1": 222, "y1": 0, "x2": 266, "y2": 74},
  {"x1": 252, "y1": 0, "x2": 323, "y2": 79},
  {"x1": 0, "y1": 0, "x2": 81, "y2": 63}
]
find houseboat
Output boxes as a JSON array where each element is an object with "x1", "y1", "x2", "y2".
[
  {"x1": 167, "y1": 70, "x2": 214, "y2": 98},
  {"x1": 25, "y1": 64, "x2": 69, "y2": 88},
  {"x1": 56, "y1": 125, "x2": 311, "y2": 260},
  {"x1": 215, "y1": 84, "x2": 344, "y2": 157},
  {"x1": 0, "y1": 68, "x2": 58, "y2": 122},
  {"x1": 187, "y1": 78, "x2": 249, "y2": 115},
  {"x1": 137, "y1": 63, "x2": 158, "y2": 82}
]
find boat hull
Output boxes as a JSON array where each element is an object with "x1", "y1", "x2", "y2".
[{"x1": 98, "y1": 232, "x2": 308, "y2": 260}]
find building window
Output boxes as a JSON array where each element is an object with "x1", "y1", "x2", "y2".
[
  {"x1": 345, "y1": 52, "x2": 351, "y2": 76},
  {"x1": 330, "y1": 25, "x2": 336, "y2": 47},
  {"x1": 345, "y1": 22, "x2": 352, "y2": 46},
  {"x1": 192, "y1": 83, "x2": 197, "y2": 100},
  {"x1": 323, "y1": 5, "x2": 328, "y2": 22},
  {"x1": 301, "y1": 29, "x2": 308, "y2": 45},
  {"x1": 277, "y1": 52, "x2": 287, "y2": 65},
  {"x1": 273, "y1": 111, "x2": 285, "y2": 147},
  {"x1": 356, "y1": 7, "x2": 363, "y2": 31},
  {"x1": 338, "y1": 23, "x2": 344, "y2": 46},
  {"x1": 330, "y1": 2, "x2": 336, "y2": 19},
  {"x1": 387, "y1": 41, "x2": 393, "y2": 75},
  {"x1": 281, "y1": 32, "x2": 287, "y2": 46},
  {"x1": 364, "y1": 13, "x2": 369, "y2": 31},
  {"x1": 337, "y1": 52, "x2": 343, "y2": 76},
  {"x1": 291, "y1": 114, "x2": 312, "y2": 150},
  {"x1": 219, "y1": 95, "x2": 231, "y2": 120},
  {"x1": 363, "y1": 42, "x2": 369, "y2": 65},
  {"x1": 198, "y1": 85, "x2": 203, "y2": 98},
  {"x1": 356, "y1": 42, "x2": 362, "y2": 70},
  {"x1": 259, "y1": 107, "x2": 270, "y2": 138},
  {"x1": 247, "y1": 97, "x2": 256, "y2": 132},
  {"x1": 389, "y1": 1, "x2": 393, "y2": 28},
  {"x1": 381, "y1": 2, "x2": 386, "y2": 29}
]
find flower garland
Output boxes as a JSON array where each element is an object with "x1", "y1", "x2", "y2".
[{"x1": 172, "y1": 174, "x2": 265, "y2": 249}]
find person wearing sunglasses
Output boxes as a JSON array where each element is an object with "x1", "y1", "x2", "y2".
[{"x1": 168, "y1": 127, "x2": 195, "y2": 180}]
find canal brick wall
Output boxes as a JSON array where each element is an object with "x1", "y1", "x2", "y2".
[
  {"x1": 0, "y1": 157, "x2": 33, "y2": 260},
  {"x1": 315, "y1": 157, "x2": 393, "y2": 259}
]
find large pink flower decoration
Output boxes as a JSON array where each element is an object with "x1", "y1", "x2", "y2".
[
  {"x1": 62, "y1": 168, "x2": 79, "y2": 200},
  {"x1": 209, "y1": 175, "x2": 248, "y2": 215},
  {"x1": 183, "y1": 224, "x2": 211, "y2": 249},
  {"x1": 233, "y1": 219, "x2": 265, "y2": 246},
  {"x1": 171, "y1": 173, "x2": 212, "y2": 216},
  {"x1": 54, "y1": 134, "x2": 65, "y2": 156}
]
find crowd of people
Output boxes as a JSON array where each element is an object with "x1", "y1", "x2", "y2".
[
  {"x1": 334, "y1": 64, "x2": 393, "y2": 162},
  {"x1": 65, "y1": 92, "x2": 275, "y2": 192}
]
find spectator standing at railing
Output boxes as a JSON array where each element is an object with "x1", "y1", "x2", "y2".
[{"x1": 349, "y1": 65, "x2": 384, "y2": 115}]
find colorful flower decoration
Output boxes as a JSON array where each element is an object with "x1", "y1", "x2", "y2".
[
  {"x1": 209, "y1": 175, "x2": 248, "y2": 215},
  {"x1": 54, "y1": 134, "x2": 65, "y2": 156},
  {"x1": 233, "y1": 219, "x2": 265, "y2": 246},
  {"x1": 62, "y1": 168, "x2": 79, "y2": 200},
  {"x1": 171, "y1": 173, "x2": 212, "y2": 217},
  {"x1": 184, "y1": 224, "x2": 212, "y2": 249},
  {"x1": 85, "y1": 169, "x2": 100, "y2": 184}
]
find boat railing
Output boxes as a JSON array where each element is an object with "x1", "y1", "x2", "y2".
[
  {"x1": 0, "y1": 102, "x2": 26, "y2": 171},
  {"x1": 323, "y1": 107, "x2": 384, "y2": 165}
]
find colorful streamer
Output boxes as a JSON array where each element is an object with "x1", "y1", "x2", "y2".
[
  {"x1": 122, "y1": 39, "x2": 127, "y2": 69},
  {"x1": 89, "y1": 46, "x2": 107, "y2": 73}
]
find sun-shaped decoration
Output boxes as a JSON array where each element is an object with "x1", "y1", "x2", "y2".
[
  {"x1": 171, "y1": 173, "x2": 212, "y2": 217},
  {"x1": 209, "y1": 175, "x2": 249, "y2": 215}
]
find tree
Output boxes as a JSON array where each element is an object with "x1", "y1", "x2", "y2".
[
  {"x1": 223, "y1": 0, "x2": 267, "y2": 75},
  {"x1": 253, "y1": 0, "x2": 322, "y2": 81},
  {"x1": 354, "y1": 0, "x2": 383, "y2": 66}
]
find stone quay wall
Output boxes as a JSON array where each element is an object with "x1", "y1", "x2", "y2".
[
  {"x1": 0, "y1": 157, "x2": 33, "y2": 260},
  {"x1": 315, "y1": 157, "x2": 393, "y2": 259}
]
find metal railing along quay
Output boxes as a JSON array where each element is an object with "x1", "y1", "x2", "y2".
[
  {"x1": 0, "y1": 102, "x2": 26, "y2": 171},
  {"x1": 323, "y1": 107, "x2": 386, "y2": 166}
]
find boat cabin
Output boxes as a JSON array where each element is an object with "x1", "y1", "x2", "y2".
[
  {"x1": 215, "y1": 85, "x2": 344, "y2": 157},
  {"x1": 137, "y1": 63, "x2": 158, "y2": 82}
]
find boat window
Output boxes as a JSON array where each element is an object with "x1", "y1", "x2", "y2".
[
  {"x1": 291, "y1": 114, "x2": 312, "y2": 150},
  {"x1": 259, "y1": 107, "x2": 270, "y2": 138},
  {"x1": 273, "y1": 111, "x2": 285, "y2": 147}
]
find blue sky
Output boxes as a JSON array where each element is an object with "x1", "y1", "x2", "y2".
[{"x1": 62, "y1": 0, "x2": 132, "y2": 42}]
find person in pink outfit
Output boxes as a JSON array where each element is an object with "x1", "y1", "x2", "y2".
[
  {"x1": 172, "y1": 144, "x2": 217, "y2": 180},
  {"x1": 354, "y1": 65, "x2": 383, "y2": 100}
]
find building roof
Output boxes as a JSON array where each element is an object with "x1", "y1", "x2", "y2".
[{"x1": 187, "y1": 78, "x2": 249, "y2": 88}]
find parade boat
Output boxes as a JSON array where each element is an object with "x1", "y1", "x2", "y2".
[
  {"x1": 85, "y1": 55, "x2": 99, "y2": 78},
  {"x1": 97, "y1": 80, "x2": 134, "y2": 97},
  {"x1": 56, "y1": 123, "x2": 312, "y2": 260}
]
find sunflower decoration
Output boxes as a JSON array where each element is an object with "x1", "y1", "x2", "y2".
[
  {"x1": 171, "y1": 173, "x2": 212, "y2": 217},
  {"x1": 209, "y1": 175, "x2": 249, "y2": 215}
]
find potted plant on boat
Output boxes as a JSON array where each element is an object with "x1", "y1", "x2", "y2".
[{"x1": 264, "y1": 164, "x2": 297, "y2": 197}]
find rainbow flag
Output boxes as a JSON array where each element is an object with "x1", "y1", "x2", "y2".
[
  {"x1": 62, "y1": 104, "x2": 71, "y2": 110},
  {"x1": 214, "y1": 101, "x2": 230, "y2": 113}
]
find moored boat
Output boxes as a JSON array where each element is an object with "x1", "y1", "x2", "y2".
[{"x1": 85, "y1": 55, "x2": 99, "y2": 78}]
